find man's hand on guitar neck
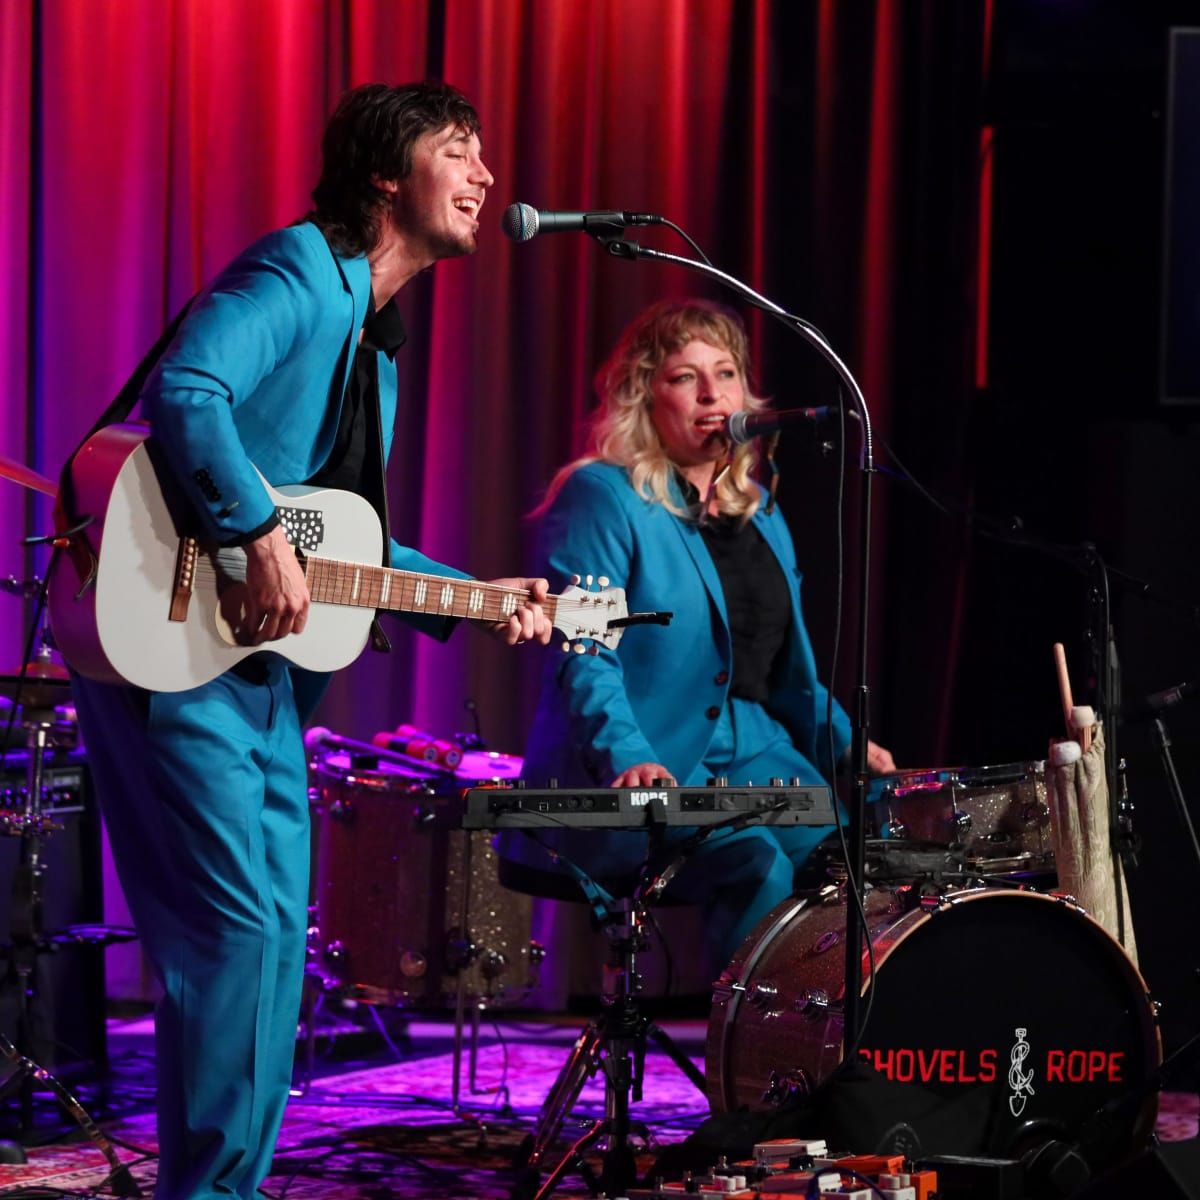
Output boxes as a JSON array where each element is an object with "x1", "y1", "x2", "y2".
[
  {"x1": 238, "y1": 525, "x2": 311, "y2": 645},
  {"x1": 474, "y1": 576, "x2": 553, "y2": 646}
]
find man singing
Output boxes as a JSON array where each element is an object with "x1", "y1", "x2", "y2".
[{"x1": 66, "y1": 82, "x2": 549, "y2": 1199}]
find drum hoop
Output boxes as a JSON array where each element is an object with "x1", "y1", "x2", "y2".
[
  {"x1": 878, "y1": 761, "x2": 1044, "y2": 800},
  {"x1": 311, "y1": 753, "x2": 441, "y2": 791},
  {"x1": 710, "y1": 894, "x2": 811, "y2": 1107}
]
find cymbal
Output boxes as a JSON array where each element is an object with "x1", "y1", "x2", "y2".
[
  {"x1": 0, "y1": 661, "x2": 72, "y2": 707},
  {"x1": 0, "y1": 453, "x2": 56, "y2": 498}
]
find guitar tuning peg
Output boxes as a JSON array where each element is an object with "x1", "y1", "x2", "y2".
[
  {"x1": 569, "y1": 573, "x2": 581, "y2": 585},
  {"x1": 585, "y1": 574, "x2": 594, "y2": 587},
  {"x1": 597, "y1": 576, "x2": 609, "y2": 587},
  {"x1": 560, "y1": 641, "x2": 571, "y2": 653},
  {"x1": 573, "y1": 642, "x2": 586, "y2": 654},
  {"x1": 587, "y1": 645, "x2": 599, "y2": 656}
]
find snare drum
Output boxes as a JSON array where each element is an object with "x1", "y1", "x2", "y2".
[
  {"x1": 309, "y1": 750, "x2": 536, "y2": 1007},
  {"x1": 868, "y1": 762, "x2": 1054, "y2": 874},
  {"x1": 706, "y1": 886, "x2": 1159, "y2": 1163}
]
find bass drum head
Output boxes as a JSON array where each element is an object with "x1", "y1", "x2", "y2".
[{"x1": 706, "y1": 888, "x2": 1159, "y2": 1165}]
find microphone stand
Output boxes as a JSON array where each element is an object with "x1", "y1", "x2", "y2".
[{"x1": 599, "y1": 235, "x2": 878, "y2": 1062}]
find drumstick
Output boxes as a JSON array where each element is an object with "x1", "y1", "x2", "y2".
[{"x1": 1053, "y1": 643, "x2": 1075, "y2": 738}]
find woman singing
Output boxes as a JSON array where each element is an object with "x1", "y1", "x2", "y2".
[{"x1": 505, "y1": 298, "x2": 894, "y2": 969}]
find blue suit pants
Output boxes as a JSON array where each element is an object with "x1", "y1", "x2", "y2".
[
  {"x1": 73, "y1": 661, "x2": 308, "y2": 1199},
  {"x1": 667, "y1": 698, "x2": 840, "y2": 974}
]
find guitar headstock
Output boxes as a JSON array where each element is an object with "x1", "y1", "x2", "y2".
[{"x1": 553, "y1": 574, "x2": 628, "y2": 654}]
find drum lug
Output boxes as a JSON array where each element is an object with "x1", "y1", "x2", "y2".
[
  {"x1": 761, "y1": 1067, "x2": 813, "y2": 1107},
  {"x1": 444, "y1": 927, "x2": 478, "y2": 971},
  {"x1": 323, "y1": 938, "x2": 346, "y2": 968},
  {"x1": 793, "y1": 987, "x2": 830, "y2": 1019},
  {"x1": 712, "y1": 971, "x2": 747, "y2": 1004},
  {"x1": 479, "y1": 949, "x2": 508, "y2": 981},
  {"x1": 918, "y1": 893, "x2": 949, "y2": 913},
  {"x1": 1022, "y1": 800, "x2": 1051, "y2": 829},
  {"x1": 883, "y1": 817, "x2": 907, "y2": 839},
  {"x1": 952, "y1": 808, "x2": 973, "y2": 837},
  {"x1": 747, "y1": 980, "x2": 781, "y2": 1016}
]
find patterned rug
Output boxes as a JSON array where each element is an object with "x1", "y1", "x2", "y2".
[
  {"x1": 0, "y1": 1026, "x2": 709, "y2": 1198},
  {"x1": 2, "y1": 1026, "x2": 1197, "y2": 1198}
]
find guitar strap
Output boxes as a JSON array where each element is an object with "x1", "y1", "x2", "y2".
[
  {"x1": 53, "y1": 297, "x2": 198, "y2": 590},
  {"x1": 56, "y1": 296, "x2": 197, "y2": 527},
  {"x1": 354, "y1": 302, "x2": 394, "y2": 654}
]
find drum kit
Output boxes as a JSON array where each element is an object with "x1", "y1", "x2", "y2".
[
  {"x1": 301, "y1": 722, "x2": 541, "y2": 1109},
  {"x1": 298, "y1": 719, "x2": 1165, "y2": 1188},
  {"x1": 702, "y1": 758, "x2": 1163, "y2": 1179},
  {"x1": 0, "y1": 613, "x2": 139, "y2": 1190}
]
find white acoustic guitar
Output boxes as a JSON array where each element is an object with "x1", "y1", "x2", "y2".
[{"x1": 48, "y1": 424, "x2": 643, "y2": 693}]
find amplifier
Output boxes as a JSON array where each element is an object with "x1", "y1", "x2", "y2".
[
  {"x1": 0, "y1": 748, "x2": 91, "y2": 821},
  {"x1": 0, "y1": 747, "x2": 106, "y2": 1077}
]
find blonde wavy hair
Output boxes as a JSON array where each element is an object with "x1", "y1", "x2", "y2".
[{"x1": 539, "y1": 299, "x2": 768, "y2": 520}]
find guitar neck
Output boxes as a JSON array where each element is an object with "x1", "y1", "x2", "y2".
[{"x1": 304, "y1": 556, "x2": 558, "y2": 623}]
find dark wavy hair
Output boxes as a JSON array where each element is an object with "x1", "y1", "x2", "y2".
[{"x1": 309, "y1": 81, "x2": 481, "y2": 256}]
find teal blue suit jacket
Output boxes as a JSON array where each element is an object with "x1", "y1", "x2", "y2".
[
  {"x1": 522, "y1": 462, "x2": 851, "y2": 788},
  {"x1": 139, "y1": 221, "x2": 465, "y2": 709},
  {"x1": 142, "y1": 222, "x2": 466, "y2": 574}
]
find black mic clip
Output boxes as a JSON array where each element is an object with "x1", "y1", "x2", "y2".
[{"x1": 601, "y1": 236, "x2": 640, "y2": 258}]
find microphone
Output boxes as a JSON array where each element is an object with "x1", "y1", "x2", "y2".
[
  {"x1": 303, "y1": 726, "x2": 386, "y2": 758},
  {"x1": 304, "y1": 725, "x2": 440, "y2": 772},
  {"x1": 1119, "y1": 681, "x2": 1196, "y2": 724},
  {"x1": 502, "y1": 202, "x2": 662, "y2": 243},
  {"x1": 725, "y1": 406, "x2": 846, "y2": 444}
]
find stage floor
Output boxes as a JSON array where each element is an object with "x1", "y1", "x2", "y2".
[{"x1": 2, "y1": 1011, "x2": 1197, "y2": 1197}]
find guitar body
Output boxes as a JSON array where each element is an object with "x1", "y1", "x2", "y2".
[{"x1": 50, "y1": 426, "x2": 381, "y2": 692}]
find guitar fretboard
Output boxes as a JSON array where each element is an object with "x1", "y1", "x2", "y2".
[{"x1": 304, "y1": 557, "x2": 560, "y2": 624}]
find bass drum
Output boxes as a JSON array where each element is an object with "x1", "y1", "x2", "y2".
[{"x1": 706, "y1": 887, "x2": 1159, "y2": 1163}]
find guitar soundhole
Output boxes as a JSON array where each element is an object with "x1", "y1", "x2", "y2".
[{"x1": 277, "y1": 505, "x2": 325, "y2": 553}]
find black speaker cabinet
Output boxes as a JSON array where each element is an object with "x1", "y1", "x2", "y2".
[{"x1": 0, "y1": 749, "x2": 106, "y2": 1075}]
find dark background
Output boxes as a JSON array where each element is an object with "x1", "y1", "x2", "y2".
[{"x1": 771, "y1": 0, "x2": 1200, "y2": 1068}]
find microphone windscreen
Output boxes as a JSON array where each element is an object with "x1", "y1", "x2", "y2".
[
  {"x1": 501, "y1": 202, "x2": 538, "y2": 242},
  {"x1": 303, "y1": 725, "x2": 332, "y2": 752}
]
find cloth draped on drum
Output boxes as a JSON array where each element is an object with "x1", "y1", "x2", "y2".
[{"x1": 1047, "y1": 726, "x2": 1138, "y2": 964}]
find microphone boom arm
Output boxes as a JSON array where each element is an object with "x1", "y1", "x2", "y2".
[
  {"x1": 601, "y1": 239, "x2": 874, "y2": 470},
  {"x1": 599, "y1": 233, "x2": 878, "y2": 1063}
]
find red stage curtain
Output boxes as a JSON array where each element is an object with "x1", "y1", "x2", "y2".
[{"x1": 0, "y1": 0, "x2": 986, "y2": 767}]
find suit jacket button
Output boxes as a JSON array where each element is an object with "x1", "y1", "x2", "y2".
[
  {"x1": 714, "y1": 671, "x2": 729, "y2": 686},
  {"x1": 705, "y1": 705, "x2": 720, "y2": 720}
]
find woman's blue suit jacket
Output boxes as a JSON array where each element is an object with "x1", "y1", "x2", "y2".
[{"x1": 504, "y1": 461, "x2": 850, "y2": 879}]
